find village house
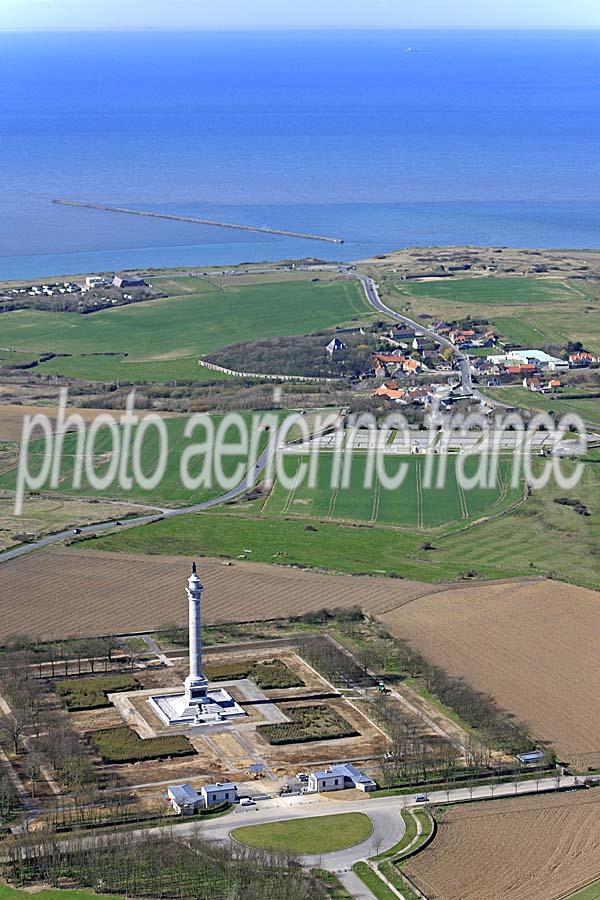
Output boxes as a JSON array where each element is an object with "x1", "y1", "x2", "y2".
[
  {"x1": 569, "y1": 351, "x2": 599, "y2": 367},
  {"x1": 325, "y1": 337, "x2": 346, "y2": 356},
  {"x1": 308, "y1": 763, "x2": 376, "y2": 794},
  {"x1": 524, "y1": 375, "x2": 543, "y2": 391}
]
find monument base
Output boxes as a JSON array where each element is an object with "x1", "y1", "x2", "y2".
[{"x1": 148, "y1": 687, "x2": 246, "y2": 727}]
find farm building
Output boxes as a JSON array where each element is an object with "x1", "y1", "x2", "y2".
[
  {"x1": 308, "y1": 763, "x2": 376, "y2": 793},
  {"x1": 112, "y1": 275, "x2": 147, "y2": 289}
]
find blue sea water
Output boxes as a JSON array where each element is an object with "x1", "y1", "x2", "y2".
[{"x1": 1, "y1": 29, "x2": 599, "y2": 279}]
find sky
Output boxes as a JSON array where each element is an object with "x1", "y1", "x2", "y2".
[{"x1": 1, "y1": 0, "x2": 600, "y2": 31}]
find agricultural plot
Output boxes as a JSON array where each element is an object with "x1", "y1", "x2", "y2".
[
  {"x1": 0, "y1": 412, "x2": 280, "y2": 508},
  {"x1": 0, "y1": 546, "x2": 432, "y2": 642},
  {"x1": 379, "y1": 578, "x2": 600, "y2": 763},
  {"x1": 405, "y1": 792, "x2": 600, "y2": 900},
  {"x1": 264, "y1": 453, "x2": 522, "y2": 528},
  {"x1": 384, "y1": 276, "x2": 600, "y2": 354},
  {"x1": 483, "y1": 386, "x2": 600, "y2": 428},
  {"x1": 0, "y1": 278, "x2": 370, "y2": 382}
]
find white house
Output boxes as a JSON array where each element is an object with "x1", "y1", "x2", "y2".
[
  {"x1": 201, "y1": 782, "x2": 238, "y2": 807},
  {"x1": 308, "y1": 763, "x2": 376, "y2": 793},
  {"x1": 167, "y1": 784, "x2": 202, "y2": 815},
  {"x1": 325, "y1": 337, "x2": 346, "y2": 356}
]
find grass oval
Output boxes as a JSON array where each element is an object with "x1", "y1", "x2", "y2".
[{"x1": 231, "y1": 812, "x2": 373, "y2": 854}]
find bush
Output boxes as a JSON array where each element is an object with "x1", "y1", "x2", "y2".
[
  {"x1": 89, "y1": 726, "x2": 195, "y2": 763},
  {"x1": 258, "y1": 705, "x2": 358, "y2": 745},
  {"x1": 204, "y1": 658, "x2": 304, "y2": 689},
  {"x1": 55, "y1": 674, "x2": 139, "y2": 710}
]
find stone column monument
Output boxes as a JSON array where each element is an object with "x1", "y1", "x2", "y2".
[
  {"x1": 184, "y1": 562, "x2": 208, "y2": 704},
  {"x1": 147, "y1": 562, "x2": 245, "y2": 727}
]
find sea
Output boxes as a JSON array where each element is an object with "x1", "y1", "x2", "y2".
[{"x1": 1, "y1": 29, "x2": 600, "y2": 280}]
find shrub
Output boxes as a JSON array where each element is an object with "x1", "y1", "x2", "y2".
[
  {"x1": 204, "y1": 658, "x2": 304, "y2": 690},
  {"x1": 55, "y1": 674, "x2": 139, "y2": 710},
  {"x1": 89, "y1": 726, "x2": 195, "y2": 763},
  {"x1": 258, "y1": 705, "x2": 358, "y2": 745}
]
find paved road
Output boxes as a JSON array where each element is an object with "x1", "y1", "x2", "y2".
[
  {"x1": 355, "y1": 273, "x2": 473, "y2": 394},
  {"x1": 0, "y1": 425, "x2": 285, "y2": 565},
  {"x1": 151, "y1": 773, "x2": 582, "y2": 875}
]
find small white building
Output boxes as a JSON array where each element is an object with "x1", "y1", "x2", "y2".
[
  {"x1": 201, "y1": 782, "x2": 238, "y2": 807},
  {"x1": 308, "y1": 763, "x2": 376, "y2": 793},
  {"x1": 325, "y1": 337, "x2": 346, "y2": 356},
  {"x1": 168, "y1": 781, "x2": 238, "y2": 814},
  {"x1": 168, "y1": 783, "x2": 202, "y2": 815}
]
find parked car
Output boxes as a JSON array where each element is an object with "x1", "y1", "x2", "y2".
[{"x1": 239, "y1": 797, "x2": 256, "y2": 807}]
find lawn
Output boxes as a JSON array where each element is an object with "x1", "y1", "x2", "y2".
[
  {"x1": 89, "y1": 726, "x2": 195, "y2": 763},
  {"x1": 55, "y1": 674, "x2": 139, "y2": 710},
  {"x1": 231, "y1": 812, "x2": 373, "y2": 854},
  {"x1": 0, "y1": 278, "x2": 371, "y2": 382},
  {"x1": 352, "y1": 862, "x2": 397, "y2": 900},
  {"x1": 257, "y1": 705, "x2": 358, "y2": 745}
]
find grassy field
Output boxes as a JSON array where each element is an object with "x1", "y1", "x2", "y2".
[
  {"x1": 483, "y1": 386, "x2": 600, "y2": 428},
  {"x1": 92, "y1": 450, "x2": 600, "y2": 589},
  {"x1": 568, "y1": 881, "x2": 600, "y2": 899},
  {"x1": 231, "y1": 812, "x2": 372, "y2": 854},
  {"x1": 0, "y1": 278, "x2": 370, "y2": 382},
  {"x1": 382, "y1": 276, "x2": 600, "y2": 353},
  {"x1": 0, "y1": 412, "x2": 281, "y2": 508},
  {"x1": 264, "y1": 453, "x2": 523, "y2": 528}
]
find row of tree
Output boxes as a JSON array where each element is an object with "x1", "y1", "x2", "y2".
[{"x1": 3, "y1": 830, "x2": 330, "y2": 900}]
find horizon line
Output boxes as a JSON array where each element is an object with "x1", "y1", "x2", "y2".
[{"x1": 1, "y1": 25, "x2": 599, "y2": 33}]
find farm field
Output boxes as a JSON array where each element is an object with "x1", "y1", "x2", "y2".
[
  {"x1": 92, "y1": 449, "x2": 600, "y2": 589},
  {"x1": 0, "y1": 546, "x2": 433, "y2": 642},
  {"x1": 0, "y1": 276, "x2": 370, "y2": 382},
  {"x1": 0, "y1": 411, "x2": 282, "y2": 508},
  {"x1": 379, "y1": 578, "x2": 600, "y2": 764},
  {"x1": 405, "y1": 792, "x2": 600, "y2": 900},
  {"x1": 264, "y1": 452, "x2": 523, "y2": 528},
  {"x1": 0, "y1": 495, "x2": 144, "y2": 552},
  {"x1": 483, "y1": 386, "x2": 600, "y2": 428},
  {"x1": 381, "y1": 275, "x2": 600, "y2": 354},
  {"x1": 231, "y1": 812, "x2": 373, "y2": 854}
]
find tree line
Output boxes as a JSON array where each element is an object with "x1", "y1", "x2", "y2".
[{"x1": 3, "y1": 830, "x2": 331, "y2": 900}]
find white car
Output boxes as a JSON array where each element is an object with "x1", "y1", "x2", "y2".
[{"x1": 239, "y1": 797, "x2": 256, "y2": 807}]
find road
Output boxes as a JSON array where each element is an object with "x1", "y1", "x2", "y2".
[
  {"x1": 0, "y1": 423, "x2": 288, "y2": 565},
  {"x1": 133, "y1": 773, "x2": 583, "y2": 876},
  {"x1": 354, "y1": 273, "x2": 473, "y2": 395}
]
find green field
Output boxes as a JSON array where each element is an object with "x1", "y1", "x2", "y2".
[
  {"x1": 382, "y1": 276, "x2": 600, "y2": 354},
  {"x1": 568, "y1": 881, "x2": 600, "y2": 899},
  {"x1": 0, "y1": 412, "x2": 281, "y2": 508},
  {"x1": 0, "y1": 278, "x2": 370, "y2": 382},
  {"x1": 263, "y1": 453, "x2": 523, "y2": 528},
  {"x1": 231, "y1": 812, "x2": 373, "y2": 854},
  {"x1": 90, "y1": 450, "x2": 600, "y2": 589},
  {"x1": 483, "y1": 386, "x2": 600, "y2": 428}
]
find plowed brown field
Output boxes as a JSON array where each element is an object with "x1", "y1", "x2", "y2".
[
  {"x1": 0, "y1": 546, "x2": 430, "y2": 641},
  {"x1": 405, "y1": 791, "x2": 600, "y2": 900},
  {"x1": 379, "y1": 579, "x2": 600, "y2": 762}
]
